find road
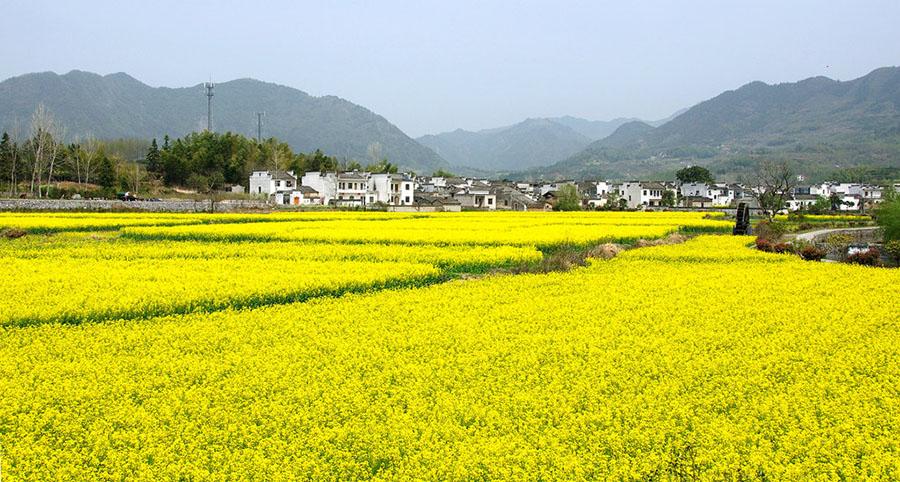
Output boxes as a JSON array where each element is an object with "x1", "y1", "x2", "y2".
[{"x1": 792, "y1": 226, "x2": 879, "y2": 242}]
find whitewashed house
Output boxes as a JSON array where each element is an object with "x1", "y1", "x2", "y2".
[
  {"x1": 680, "y1": 182, "x2": 710, "y2": 199},
  {"x1": 300, "y1": 172, "x2": 338, "y2": 205},
  {"x1": 453, "y1": 181, "x2": 496, "y2": 210},
  {"x1": 336, "y1": 172, "x2": 368, "y2": 207},
  {"x1": 389, "y1": 174, "x2": 416, "y2": 206},
  {"x1": 365, "y1": 173, "x2": 414, "y2": 206},
  {"x1": 249, "y1": 170, "x2": 297, "y2": 197},
  {"x1": 621, "y1": 181, "x2": 667, "y2": 208},
  {"x1": 709, "y1": 184, "x2": 735, "y2": 206},
  {"x1": 289, "y1": 186, "x2": 322, "y2": 205}
]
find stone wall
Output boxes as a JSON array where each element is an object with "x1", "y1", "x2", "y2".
[{"x1": 0, "y1": 199, "x2": 272, "y2": 213}]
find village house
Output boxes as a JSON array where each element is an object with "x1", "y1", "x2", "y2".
[
  {"x1": 682, "y1": 196, "x2": 714, "y2": 208},
  {"x1": 453, "y1": 181, "x2": 496, "y2": 210},
  {"x1": 249, "y1": 170, "x2": 297, "y2": 203},
  {"x1": 335, "y1": 172, "x2": 368, "y2": 207},
  {"x1": 409, "y1": 193, "x2": 463, "y2": 212},
  {"x1": 491, "y1": 185, "x2": 542, "y2": 211},
  {"x1": 621, "y1": 181, "x2": 668, "y2": 208},
  {"x1": 288, "y1": 186, "x2": 322, "y2": 205},
  {"x1": 299, "y1": 171, "x2": 338, "y2": 205}
]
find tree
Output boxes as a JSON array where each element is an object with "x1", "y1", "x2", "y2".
[
  {"x1": 27, "y1": 104, "x2": 65, "y2": 198},
  {"x1": 554, "y1": 184, "x2": 581, "y2": 211},
  {"x1": 603, "y1": 190, "x2": 621, "y2": 210},
  {"x1": 828, "y1": 192, "x2": 843, "y2": 212},
  {"x1": 676, "y1": 166, "x2": 714, "y2": 185},
  {"x1": 3, "y1": 121, "x2": 20, "y2": 196},
  {"x1": 808, "y1": 196, "x2": 830, "y2": 215},
  {"x1": 875, "y1": 196, "x2": 900, "y2": 243},
  {"x1": 0, "y1": 133, "x2": 12, "y2": 194},
  {"x1": 432, "y1": 169, "x2": 455, "y2": 177},
  {"x1": 750, "y1": 160, "x2": 796, "y2": 220},
  {"x1": 97, "y1": 152, "x2": 116, "y2": 190},
  {"x1": 366, "y1": 159, "x2": 397, "y2": 174},
  {"x1": 146, "y1": 138, "x2": 162, "y2": 176},
  {"x1": 660, "y1": 190, "x2": 676, "y2": 207}
]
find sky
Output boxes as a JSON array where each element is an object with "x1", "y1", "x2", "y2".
[{"x1": 2, "y1": 0, "x2": 899, "y2": 137}]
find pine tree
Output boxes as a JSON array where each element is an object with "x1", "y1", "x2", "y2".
[
  {"x1": 97, "y1": 153, "x2": 116, "y2": 190},
  {"x1": 0, "y1": 133, "x2": 11, "y2": 185},
  {"x1": 146, "y1": 138, "x2": 161, "y2": 175}
]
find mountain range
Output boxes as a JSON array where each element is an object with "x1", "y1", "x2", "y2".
[
  {"x1": 0, "y1": 70, "x2": 448, "y2": 173},
  {"x1": 416, "y1": 112, "x2": 683, "y2": 173},
  {"x1": 531, "y1": 67, "x2": 900, "y2": 180},
  {"x1": 2, "y1": 67, "x2": 898, "y2": 181}
]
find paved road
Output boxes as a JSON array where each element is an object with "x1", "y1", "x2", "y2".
[{"x1": 792, "y1": 226, "x2": 879, "y2": 242}]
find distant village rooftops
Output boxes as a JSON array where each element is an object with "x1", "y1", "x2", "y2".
[{"x1": 247, "y1": 171, "x2": 888, "y2": 213}]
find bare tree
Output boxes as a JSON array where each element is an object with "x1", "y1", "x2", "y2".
[
  {"x1": 750, "y1": 159, "x2": 796, "y2": 220},
  {"x1": 70, "y1": 134, "x2": 99, "y2": 185},
  {"x1": 126, "y1": 161, "x2": 146, "y2": 194},
  {"x1": 28, "y1": 104, "x2": 64, "y2": 198}
]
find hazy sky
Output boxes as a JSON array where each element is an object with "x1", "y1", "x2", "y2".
[{"x1": 3, "y1": 0, "x2": 899, "y2": 137}]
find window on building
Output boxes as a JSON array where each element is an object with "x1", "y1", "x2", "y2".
[
  {"x1": 404, "y1": 196, "x2": 410, "y2": 203},
  {"x1": 404, "y1": 183, "x2": 410, "y2": 190},
  {"x1": 488, "y1": 198, "x2": 493, "y2": 205}
]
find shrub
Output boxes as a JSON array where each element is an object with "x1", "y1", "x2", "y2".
[
  {"x1": 755, "y1": 238, "x2": 773, "y2": 252},
  {"x1": 755, "y1": 220, "x2": 788, "y2": 241},
  {"x1": 885, "y1": 240, "x2": 900, "y2": 267},
  {"x1": 825, "y1": 233, "x2": 853, "y2": 260},
  {"x1": 798, "y1": 245, "x2": 827, "y2": 261},
  {"x1": 847, "y1": 248, "x2": 882, "y2": 267},
  {"x1": 772, "y1": 242, "x2": 792, "y2": 254}
]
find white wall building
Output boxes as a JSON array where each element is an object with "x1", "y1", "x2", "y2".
[
  {"x1": 336, "y1": 172, "x2": 368, "y2": 207},
  {"x1": 289, "y1": 186, "x2": 322, "y2": 205},
  {"x1": 621, "y1": 181, "x2": 667, "y2": 208},
  {"x1": 454, "y1": 181, "x2": 496, "y2": 210},
  {"x1": 249, "y1": 170, "x2": 297, "y2": 196},
  {"x1": 300, "y1": 172, "x2": 338, "y2": 205}
]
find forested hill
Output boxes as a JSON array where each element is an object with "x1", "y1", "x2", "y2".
[
  {"x1": 0, "y1": 70, "x2": 448, "y2": 173},
  {"x1": 529, "y1": 67, "x2": 900, "y2": 181}
]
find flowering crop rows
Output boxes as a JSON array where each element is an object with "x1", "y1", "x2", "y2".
[
  {"x1": 1, "y1": 229, "x2": 898, "y2": 479},
  {"x1": 122, "y1": 211, "x2": 731, "y2": 247}
]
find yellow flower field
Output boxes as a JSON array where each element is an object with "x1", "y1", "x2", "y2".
[
  {"x1": 0, "y1": 210, "x2": 420, "y2": 233},
  {"x1": 1, "y1": 229, "x2": 898, "y2": 479},
  {"x1": 122, "y1": 211, "x2": 731, "y2": 247}
]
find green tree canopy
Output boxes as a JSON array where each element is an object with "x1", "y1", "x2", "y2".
[
  {"x1": 875, "y1": 196, "x2": 900, "y2": 243},
  {"x1": 145, "y1": 138, "x2": 161, "y2": 176},
  {"x1": 554, "y1": 185, "x2": 581, "y2": 211},
  {"x1": 676, "y1": 166, "x2": 715, "y2": 184}
]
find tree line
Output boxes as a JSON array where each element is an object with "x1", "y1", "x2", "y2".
[{"x1": 0, "y1": 105, "x2": 402, "y2": 198}]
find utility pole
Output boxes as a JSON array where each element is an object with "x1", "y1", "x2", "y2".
[
  {"x1": 205, "y1": 82, "x2": 215, "y2": 131},
  {"x1": 256, "y1": 112, "x2": 265, "y2": 142}
]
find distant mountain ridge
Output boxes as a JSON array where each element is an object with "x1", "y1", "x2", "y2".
[
  {"x1": 0, "y1": 70, "x2": 448, "y2": 172},
  {"x1": 531, "y1": 67, "x2": 900, "y2": 180},
  {"x1": 417, "y1": 111, "x2": 684, "y2": 172}
]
